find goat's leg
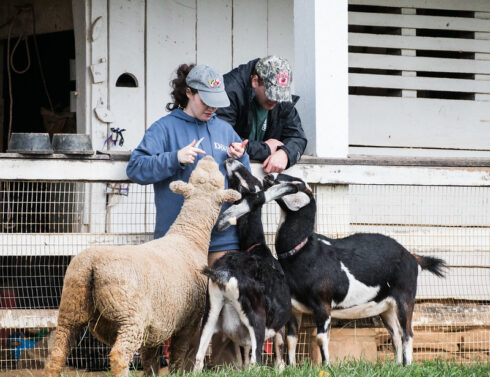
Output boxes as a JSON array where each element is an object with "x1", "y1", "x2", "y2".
[
  {"x1": 249, "y1": 312, "x2": 266, "y2": 365},
  {"x1": 273, "y1": 329, "x2": 286, "y2": 370},
  {"x1": 141, "y1": 345, "x2": 161, "y2": 376},
  {"x1": 397, "y1": 296, "x2": 415, "y2": 366},
  {"x1": 109, "y1": 322, "x2": 145, "y2": 377},
  {"x1": 380, "y1": 302, "x2": 403, "y2": 364},
  {"x1": 194, "y1": 284, "x2": 224, "y2": 372},
  {"x1": 243, "y1": 346, "x2": 251, "y2": 366},
  {"x1": 310, "y1": 302, "x2": 332, "y2": 365},
  {"x1": 232, "y1": 302, "x2": 265, "y2": 366},
  {"x1": 286, "y1": 312, "x2": 301, "y2": 366}
]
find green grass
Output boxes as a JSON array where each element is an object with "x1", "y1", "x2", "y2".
[
  {"x1": 130, "y1": 360, "x2": 488, "y2": 377},
  {"x1": 7, "y1": 361, "x2": 485, "y2": 377}
]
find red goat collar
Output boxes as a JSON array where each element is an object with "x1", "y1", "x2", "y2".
[
  {"x1": 277, "y1": 237, "x2": 309, "y2": 260},
  {"x1": 245, "y1": 243, "x2": 262, "y2": 253}
]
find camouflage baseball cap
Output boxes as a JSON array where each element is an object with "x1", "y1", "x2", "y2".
[{"x1": 255, "y1": 56, "x2": 292, "y2": 102}]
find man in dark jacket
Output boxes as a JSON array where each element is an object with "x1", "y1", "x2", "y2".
[{"x1": 217, "y1": 56, "x2": 307, "y2": 173}]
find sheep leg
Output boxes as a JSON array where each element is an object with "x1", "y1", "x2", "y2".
[
  {"x1": 109, "y1": 323, "x2": 145, "y2": 377},
  {"x1": 141, "y1": 345, "x2": 161, "y2": 376},
  {"x1": 195, "y1": 284, "x2": 224, "y2": 371},
  {"x1": 45, "y1": 324, "x2": 80, "y2": 377}
]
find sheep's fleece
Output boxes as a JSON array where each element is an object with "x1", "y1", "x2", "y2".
[{"x1": 45, "y1": 156, "x2": 241, "y2": 377}]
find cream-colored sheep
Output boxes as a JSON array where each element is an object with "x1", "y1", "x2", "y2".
[{"x1": 45, "y1": 156, "x2": 241, "y2": 377}]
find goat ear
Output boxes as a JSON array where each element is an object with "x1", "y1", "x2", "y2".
[
  {"x1": 170, "y1": 181, "x2": 194, "y2": 197},
  {"x1": 217, "y1": 189, "x2": 241, "y2": 203},
  {"x1": 263, "y1": 182, "x2": 301, "y2": 203}
]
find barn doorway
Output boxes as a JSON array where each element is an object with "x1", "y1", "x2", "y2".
[{"x1": 1, "y1": 29, "x2": 75, "y2": 152}]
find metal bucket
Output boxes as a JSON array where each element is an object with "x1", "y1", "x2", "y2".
[
  {"x1": 7, "y1": 133, "x2": 53, "y2": 155},
  {"x1": 52, "y1": 134, "x2": 94, "y2": 155}
]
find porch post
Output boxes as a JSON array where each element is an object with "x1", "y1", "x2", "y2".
[{"x1": 294, "y1": 0, "x2": 349, "y2": 158}]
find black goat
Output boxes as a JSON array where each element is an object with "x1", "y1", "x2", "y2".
[
  {"x1": 217, "y1": 164, "x2": 446, "y2": 366},
  {"x1": 194, "y1": 159, "x2": 297, "y2": 371}
]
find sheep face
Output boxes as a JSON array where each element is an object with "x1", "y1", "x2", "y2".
[
  {"x1": 190, "y1": 155, "x2": 226, "y2": 192},
  {"x1": 170, "y1": 156, "x2": 241, "y2": 203}
]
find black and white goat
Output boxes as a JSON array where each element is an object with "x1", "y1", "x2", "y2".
[
  {"x1": 217, "y1": 164, "x2": 446, "y2": 366},
  {"x1": 194, "y1": 159, "x2": 300, "y2": 371}
]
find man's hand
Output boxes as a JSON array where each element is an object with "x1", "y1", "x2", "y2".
[
  {"x1": 264, "y1": 138, "x2": 284, "y2": 154},
  {"x1": 262, "y1": 149, "x2": 288, "y2": 173}
]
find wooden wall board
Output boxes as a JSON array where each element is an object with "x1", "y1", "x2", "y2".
[
  {"x1": 232, "y1": 0, "x2": 268, "y2": 67},
  {"x1": 350, "y1": 11, "x2": 490, "y2": 33},
  {"x1": 349, "y1": 53, "x2": 490, "y2": 75},
  {"x1": 146, "y1": 0, "x2": 196, "y2": 126},
  {"x1": 349, "y1": 33, "x2": 490, "y2": 54},
  {"x1": 350, "y1": 73, "x2": 490, "y2": 94},
  {"x1": 349, "y1": 0, "x2": 490, "y2": 13},
  {"x1": 349, "y1": 96, "x2": 490, "y2": 150},
  {"x1": 108, "y1": 0, "x2": 145, "y2": 151},
  {"x1": 267, "y1": 0, "x2": 295, "y2": 71},
  {"x1": 196, "y1": 0, "x2": 233, "y2": 74}
]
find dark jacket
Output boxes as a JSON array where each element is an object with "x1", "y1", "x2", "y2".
[{"x1": 216, "y1": 58, "x2": 307, "y2": 168}]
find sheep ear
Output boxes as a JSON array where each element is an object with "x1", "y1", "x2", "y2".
[
  {"x1": 218, "y1": 189, "x2": 241, "y2": 203},
  {"x1": 170, "y1": 181, "x2": 194, "y2": 197}
]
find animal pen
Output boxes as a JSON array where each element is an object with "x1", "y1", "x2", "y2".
[{"x1": 0, "y1": 155, "x2": 488, "y2": 373}]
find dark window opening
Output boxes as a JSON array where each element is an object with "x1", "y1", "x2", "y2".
[
  {"x1": 417, "y1": 90, "x2": 475, "y2": 100},
  {"x1": 116, "y1": 73, "x2": 138, "y2": 88},
  {"x1": 349, "y1": 87, "x2": 402, "y2": 97},
  {"x1": 349, "y1": 68, "x2": 402, "y2": 76},
  {"x1": 349, "y1": 25, "x2": 402, "y2": 35},
  {"x1": 350, "y1": 46, "x2": 402, "y2": 55},
  {"x1": 349, "y1": 5, "x2": 401, "y2": 14}
]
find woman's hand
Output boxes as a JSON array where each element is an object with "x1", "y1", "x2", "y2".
[
  {"x1": 227, "y1": 140, "x2": 248, "y2": 159},
  {"x1": 178, "y1": 139, "x2": 206, "y2": 164}
]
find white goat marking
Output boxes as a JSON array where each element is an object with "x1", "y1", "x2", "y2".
[
  {"x1": 332, "y1": 262, "x2": 380, "y2": 309},
  {"x1": 404, "y1": 337, "x2": 413, "y2": 365},
  {"x1": 320, "y1": 239, "x2": 331, "y2": 246},
  {"x1": 331, "y1": 297, "x2": 396, "y2": 319},
  {"x1": 287, "y1": 335, "x2": 297, "y2": 366},
  {"x1": 291, "y1": 298, "x2": 312, "y2": 314},
  {"x1": 316, "y1": 331, "x2": 330, "y2": 364},
  {"x1": 324, "y1": 317, "x2": 331, "y2": 331},
  {"x1": 225, "y1": 277, "x2": 240, "y2": 301},
  {"x1": 194, "y1": 281, "x2": 224, "y2": 371},
  {"x1": 265, "y1": 328, "x2": 276, "y2": 340},
  {"x1": 234, "y1": 172, "x2": 250, "y2": 191},
  {"x1": 275, "y1": 209, "x2": 287, "y2": 244}
]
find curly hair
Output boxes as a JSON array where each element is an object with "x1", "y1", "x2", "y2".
[{"x1": 166, "y1": 63, "x2": 198, "y2": 111}]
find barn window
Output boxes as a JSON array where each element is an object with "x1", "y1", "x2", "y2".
[{"x1": 115, "y1": 73, "x2": 138, "y2": 88}]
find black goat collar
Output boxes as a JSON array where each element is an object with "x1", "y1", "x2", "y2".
[{"x1": 277, "y1": 237, "x2": 309, "y2": 260}]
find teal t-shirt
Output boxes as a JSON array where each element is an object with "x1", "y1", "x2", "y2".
[{"x1": 248, "y1": 100, "x2": 269, "y2": 141}]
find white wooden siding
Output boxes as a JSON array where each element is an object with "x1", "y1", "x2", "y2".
[
  {"x1": 145, "y1": 0, "x2": 294, "y2": 126},
  {"x1": 349, "y1": 96, "x2": 490, "y2": 150},
  {"x1": 108, "y1": 0, "x2": 146, "y2": 151},
  {"x1": 348, "y1": 0, "x2": 490, "y2": 157}
]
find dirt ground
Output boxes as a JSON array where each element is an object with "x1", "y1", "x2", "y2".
[{"x1": 0, "y1": 366, "x2": 169, "y2": 377}]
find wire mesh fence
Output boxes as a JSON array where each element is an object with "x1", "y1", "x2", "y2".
[{"x1": 0, "y1": 180, "x2": 488, "y2": 372}]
